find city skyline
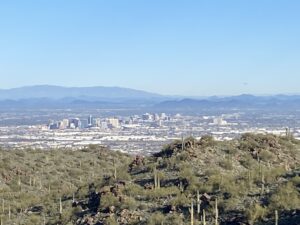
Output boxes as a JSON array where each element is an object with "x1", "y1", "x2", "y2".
[{"x1": 1, "y1": 1, "x2": 300, "y2": 95}]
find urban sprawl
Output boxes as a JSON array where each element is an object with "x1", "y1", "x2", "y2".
[{"x1": 1, "y1": 111, "x2": 300, "y2": 155}]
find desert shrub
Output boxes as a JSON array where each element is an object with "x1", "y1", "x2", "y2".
[
  {"x1": 259, "y1": 150, "x2": 275, "y2": 162},
  {"x1": 116, "y1": 166, "x2": 131, "y2": 181},
  {"x1": 224, "y1": 146, "x2": 238, "y2": 155},
  {"x1": 240, "y1": 133, "x2": 281, "y2": 156},
  {"x1": 179, "y1": 164, "x2": 197, "y2": 188},
  {"x1": 288, "y1": 148, "x2": 299, "y2": 158},
  {"x1": 145, "y1": 187, "x2": 179, "y2": 201},
  {"x1": 120, "y1": 196, "x2": 138, "y2": 210},
  {"x1": 239, "y1": 154, "x2": 256, "y2": 169},
  {"x1": 162, "y1": 157, "x2": 177, "y2": 170},
  {"x1": 198, "y1": 183, "x2": 212, "y2": 193},
  {"x1": 199, "y1": 135, "x2": 216, "y2": 147},
  {"x1": 246, "y1": 203, "x2": 266, "y2": 225},
  {"x1": 99, "y1": 193, "x2": 120, "y2": 210},
  {"x1": 27, "y1": 214, "x2": 42, "y2": 224},
  {"x1": 204, "y1": 168, "x2": 220, "y2": 177},
  {"x1": 148, "y1": 212, "x2": 165, "y2": 225},
  {"x1": 104, "y1": 216, "x2": 118, "y2": 225},
  {"x1": 155, "y1": 140, "x2": 181, "y2": 158},
  {"x1": 264, "y1": 167, "x2": 285, "y2": 183},
  {"x1": 14, "y1": 151, "x2": 25, "y2": 158},
  {"x1": 170, "y1": 193, "x2": 189, "y2": 207},
  {"x1": 163, "y1": 213, "x2": 184, "y2": 225},
  {"x1": 268, "y1": 182, "x2": 300, "y2": 210},
  {"x1": 219, "y1": 159, "x2": 233, "y2": 170},
  {"x1": 176, "y1": 152, "x2": 189, "y2": 161},
  {"x1": 291, "y1": 175, "x2": 300, "y2": 186},
  {"x1": 222, "y1": 197, "x2": 240, "y2": 212},
  {"x1": 124, "y1": 183, "x2": 145, "y2": 197}
]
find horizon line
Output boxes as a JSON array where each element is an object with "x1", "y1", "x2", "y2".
[{"x1": 0, "y1": 84, "x2": 299, "y2": 97}]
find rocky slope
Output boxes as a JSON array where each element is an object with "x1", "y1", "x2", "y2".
[
  {"x1": 0, "y1": 134, "x2": 299, "y2": 225},
  {"x1": 74, "y1": 134, "x2": 300, "y2": 225}
]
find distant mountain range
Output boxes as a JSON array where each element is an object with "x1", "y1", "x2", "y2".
[
  {"x1": 0, "y1": 85, "x2": 300, "y2": 110},
  {"x1": 0, "y1": 85, "x2": 163, "y2": 101},
  {"x1": 156, "y1": 94, "x2": 300, "y2": 111}
]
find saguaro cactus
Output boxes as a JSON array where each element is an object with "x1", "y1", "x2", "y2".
[
  {"x1": 153, "y1": 166, "x2": 161, "y2": 189},
  {"x1": 114, "y1": 166, "x2": 117, "y2": 180},
  {"x1": 154, "y1": 166, "x2": 157, "y2": 189},
  {"x1": 8, "y1": 205, "x2": 11, "y2": 221},
  {"x1": 39, "y1": 179, "x2": 43, "y2": 190},
  {"x1": 260, "y1": 166, "x2": 265, "y2": 196},
  {"x1": 248, "y1": 170, "x2": 252, "y2": 190},
  {"x1": 275, "y1": 210, "x2": 278, "y2": 225},
  {"x1": 215, "y1": 198, "x2": 219, "y2": 225},
  {"x1": 157, "y1": 175, "x2": 160, "y2": 189},
  {"x1": 261, "y1": 183, "x2": 265, "y2": 196},
  {"x1": 59, "y1": 198, "x2": 62, "y2": 214},
  {"x1": 197, "y1": 190, "x2": 201, "y2": 216},
  {"x1": 189, "y1": 201, "x2": 194, "y2": 225},
  {"x1": 179, "y1": 181, "x2": 184, "y2": 193},
  {"x1": 113, "y1": 159, "x2": 117, "y2": 180},
  {"x1": 203, "y1": 209, "x2": 206, "y2": 225},
  {"x1": 261, "y1": 174, "x2": 265, "y2": 196},
  {"x1": 219, "y1": 175, "x2": 223, "y2": 191}
]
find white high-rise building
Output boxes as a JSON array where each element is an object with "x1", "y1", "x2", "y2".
[
  {"x1": 213, "y1": 117, "x2": 228, "y2": 126},
  {"x1": 108, "y1": 118, "x2": 119, "y2": 128},
  {"x1": 95, "y1": 118, "x2": 101, "y2": 127}
]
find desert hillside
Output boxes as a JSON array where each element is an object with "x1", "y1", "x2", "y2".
[{"x1": 0, "y1": 134, "x2": 299, "y2": 225}]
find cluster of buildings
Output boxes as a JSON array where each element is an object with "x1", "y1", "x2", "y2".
[
  {"x1": 48, "y1": 113, "x2": 172, "y2": 131},
  {"x1": 48, "y1": 116, "x2": 120, "y2": 130},
  {"x1": 1, "y1": 110, "x2": 300, "y2": 154}
]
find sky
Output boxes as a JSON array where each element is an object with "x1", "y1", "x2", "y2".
[{"x1": 0, "y1": 0, "x2": 300, "y2": 96}]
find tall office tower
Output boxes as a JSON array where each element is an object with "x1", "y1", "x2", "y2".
[
  {"x1": 61, "y1": 119, "x2": 69, "y2": 129},
  {"x1": 69, "y1": 118, "x2": 81, "y2": 129},
  {"x1": 88, "y1": 115, "x2": 93, "y2": 126},
  {"x1": 81, "y1": 119, "x2": 88, "y2": 129},
  {"x1": 108, "y1": 118, "x2": 120, "y2": 128},
  {"x1": 95, "y1": 118, "x2": 101, "y2": 127},
  {"x1": 161, "y1": 113, "x2": 167, "y2": 120}
]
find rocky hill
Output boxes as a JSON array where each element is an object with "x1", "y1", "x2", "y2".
[{"x1": 0, "y1": 134, "x2": 299, "y2": 225}]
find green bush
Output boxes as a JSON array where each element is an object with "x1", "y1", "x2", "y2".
[
  {"x1": 246, "y1": 203, "x2": 266, "y2": 225},
  {"x1": 148, "y1": 212, "x2": 165, "y2": 225},
  {"x1": 269, "y1": 182, "x2": 300, "y2": 210},
  {"x1": 219, "y1": 159, "x2": 233, "y2": 170}
]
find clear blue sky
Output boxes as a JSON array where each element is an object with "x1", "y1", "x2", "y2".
[{"x1": 0, "y1": 0, "x2": 299, "y2": 96}]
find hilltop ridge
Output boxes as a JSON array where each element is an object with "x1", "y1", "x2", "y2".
[{"x1": 0, "y1": 133, "x2": 299, "y2": 224}]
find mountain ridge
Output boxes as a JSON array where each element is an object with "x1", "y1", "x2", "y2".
[
  {"x1": 1, "y1": 85, "x2": 300, "y2": 110},
  {"x1": 156, "y1": 95, "x2": 300, "y2": 110},
  {"x1": 0, "y1": 85, "x2": 164, "y2": 100}
]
